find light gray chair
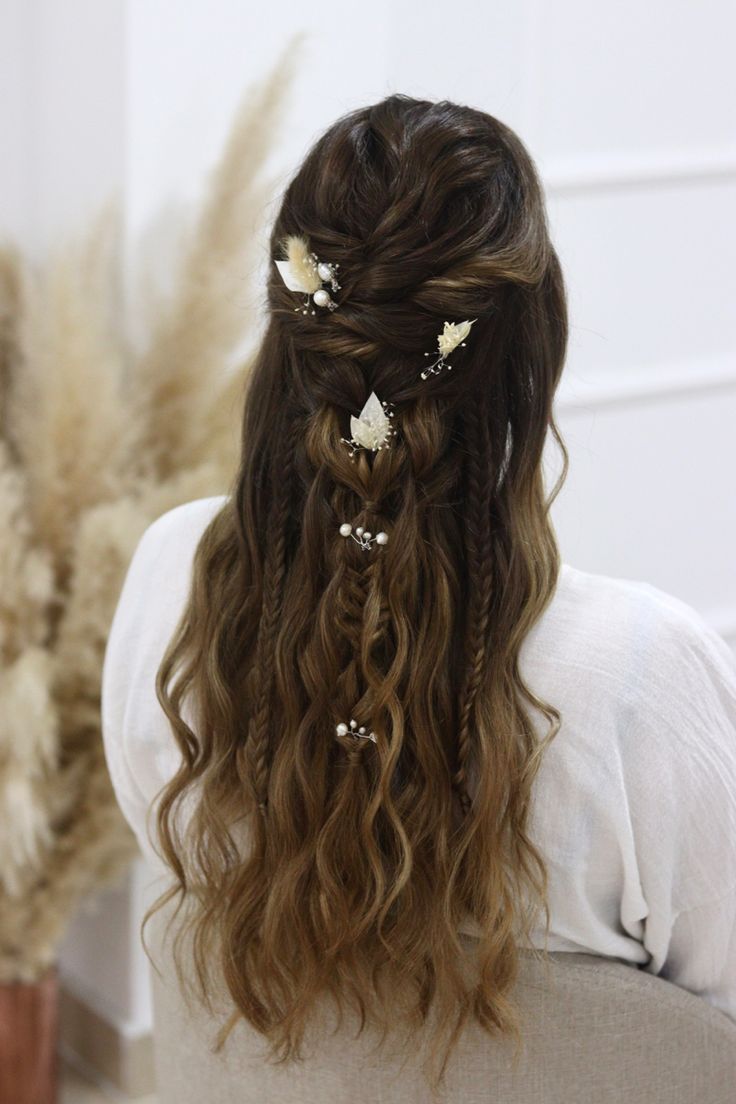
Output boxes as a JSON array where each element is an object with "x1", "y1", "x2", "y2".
[{"x1": 149, "y1": 904, "x2": 736, "y2": 1104}]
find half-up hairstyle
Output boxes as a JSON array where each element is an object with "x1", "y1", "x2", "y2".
[{"x1": 146, "y1": 93, "x2": 569, "y2": 1089}]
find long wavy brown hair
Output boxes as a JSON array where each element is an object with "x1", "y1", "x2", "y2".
[{"x1": 145, "y1": 93, "x2": 569, "y2": 1088}]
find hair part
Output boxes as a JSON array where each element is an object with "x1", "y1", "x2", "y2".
[{"x1": 144, "y1": 92, "x2": 569, "y2": 1090}]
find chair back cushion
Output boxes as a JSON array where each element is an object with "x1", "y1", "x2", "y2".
[{"x1": 150, "y1": 909, "x2": 736, "y2": 1103}]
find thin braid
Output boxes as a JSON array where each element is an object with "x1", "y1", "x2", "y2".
[
  {"x1": 248, "y1": 432, "x2": 296, "y2": 816},
  {"x1": 454, "y1": 397, "x2": 493, "y2": 814}
]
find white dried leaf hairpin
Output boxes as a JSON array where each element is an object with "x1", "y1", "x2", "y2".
[
  {"x1": 420, "y1": 319, "x2": 477, "y2": 380},
  {"x1": 340, "y1": 390, "x2": 396, "y2": 459},
  {"x1": 274, "y1": 234, "x2": 340, "y2": 314}
]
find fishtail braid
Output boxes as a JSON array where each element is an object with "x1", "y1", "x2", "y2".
[
  {"x1": 247, "y1": 429, "x2": 297, "y2": 816},
  {"x1": 454, "y1": 393, "x2": 494, "y2": 814}
]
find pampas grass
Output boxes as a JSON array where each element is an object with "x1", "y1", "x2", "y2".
[
  {"x1": 11, "y1": 212, "x2": 134, "y2": 577},
  {"x1": 131, "y1": 47, "x2": 296, "y2": 478},
  {"x1": 0, "y1": 41, "x2": 299, "y2": 982}
]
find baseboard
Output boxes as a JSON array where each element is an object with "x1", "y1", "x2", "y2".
[{"x1": 59, "y1": 985, "x2": 155, "y2": 1098}]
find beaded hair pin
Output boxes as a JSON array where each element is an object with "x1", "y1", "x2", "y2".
[{"x1": 274, "y1": 235, "x2": 476, "y2": 755}]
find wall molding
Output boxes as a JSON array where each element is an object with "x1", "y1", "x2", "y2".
[
  {"x1": 59, "y1": 986, "x2": 155, "y2": 1098},
  {"x1": 555, "y1": 356, "x2": 736, "y2": 414},
  {"x1": 542, "y1": 146, "x2": 736, "y2": 195}
]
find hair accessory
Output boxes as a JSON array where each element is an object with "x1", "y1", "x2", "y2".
[
  {"x1": 274, "y1": 234, "x2": 340, "y2": 314},
  {"x1": 341, "y1": 391, "x2": 396, "y2": 458},
  {"x1": 339, "y1": 522, "x2": 389, "y2": 550},
  {"x1": 420, "y1": 319, "x2": 477, "y2": 380},
  {"x1": 335, "y1": 718, "x2": 377, "y2": 744}
]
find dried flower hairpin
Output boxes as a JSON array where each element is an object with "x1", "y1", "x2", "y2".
[
  {"x1": 274, "y1": 234, "x2": 341, "y2": 313},
  {"x1": 340, "y1": 391, "x2": 396, "y2": 459},
  {"x1": 420, "y1": 319, "x2": 477, "y2": 380}
]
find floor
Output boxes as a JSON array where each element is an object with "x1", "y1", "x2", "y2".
[{"x1": 60, "y1": 1060, "x2": 157, "y2": 1104}]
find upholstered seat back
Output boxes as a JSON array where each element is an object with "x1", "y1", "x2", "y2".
[{"x1": 149, "y1": 907, "x2": 736, "y2": 1104}]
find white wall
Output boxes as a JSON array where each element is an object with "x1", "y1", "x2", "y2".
[{"x1": 2, "y1": 0, "x2": 734, "y2": 1045}]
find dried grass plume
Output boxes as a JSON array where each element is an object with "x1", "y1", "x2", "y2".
[{"x1": 0, "y1": 40, "x2": 299, "y2": 981}]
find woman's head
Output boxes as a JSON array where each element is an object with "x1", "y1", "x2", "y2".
[
  {"x1": 264, "y1": 94, "x2": 565, "y2": 507},
  {"x1": 149, "y1": 94, "x2": 568, "y2": 1088}
]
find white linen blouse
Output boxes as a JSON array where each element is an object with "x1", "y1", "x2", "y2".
[{"x1": 101, "y1": 494, "x2": 736, "y2": 1024}]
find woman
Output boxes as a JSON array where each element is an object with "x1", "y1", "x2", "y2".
[{"x1": 102, "y1": 94, "x2": 736, "y2": 1087}]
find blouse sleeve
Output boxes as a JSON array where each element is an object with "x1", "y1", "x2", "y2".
[
  {"x1": 627, "y1": 584, "x2": 736, "y2": 1022},
  {"x1": 663, "y1": 890, "x2": 736, "y2": 1020}
]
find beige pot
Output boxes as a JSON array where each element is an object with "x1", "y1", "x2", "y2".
[{"x1": 0, "y1": 965, "x2": 58, "y2": 1104}]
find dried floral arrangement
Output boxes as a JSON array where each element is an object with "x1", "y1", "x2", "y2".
[{"x1": 0, "y1": 46, "x2": 297, "y2": 983}]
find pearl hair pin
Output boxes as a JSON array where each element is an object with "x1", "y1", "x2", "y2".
[
  {"x1": 341, "y1": 391, "x2": 396, "y2": 459},
  {"x1": 339, "y1": 522, "x2": 389, "y2": 550},
  {"x1": 336, "y1": 718, "x2": 377, "y2": 743},
  {"x1": 420, "y1": 319, "x2": 477, "y2": 380},
  {"x1": 274, "y1": 234, "x2": 340, "y2": 314}
]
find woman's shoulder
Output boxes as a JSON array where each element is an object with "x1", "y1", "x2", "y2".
[
  {"x1": 104, "y1": 493, "x2": 229, "y2": 714},
  {"x1": 525, "y1": 561, "x2": 736, "y2": 810},
  {"x1": 108, "y1": 495, "x2": 229, "y2": 633},
  {"x1": 555, "y1": 560, "x2": 719, "y2": 637},
  {"x1": 536, "y1": 562, "x2": 736, "y2": 698},
  {"x1": 136, "y1": 494, "x2": 229, "y2": 561}
]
